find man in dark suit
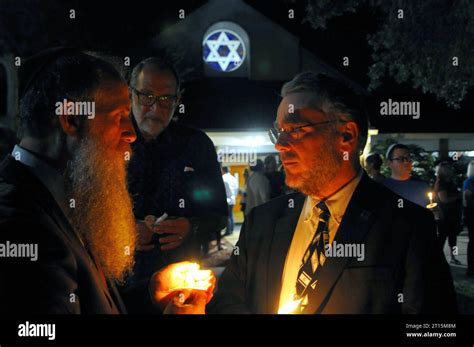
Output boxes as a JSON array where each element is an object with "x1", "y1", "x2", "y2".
[
  {"x1": 209, "y1": 72, "x2": 456, "y2": 314},
  {"x1": 0, "y1": 49, "x2": 211, "y2": 314}
]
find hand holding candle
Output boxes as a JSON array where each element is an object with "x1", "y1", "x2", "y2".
[{"x1": 149, "y1": 261, "x2": 215, "y2": 313}]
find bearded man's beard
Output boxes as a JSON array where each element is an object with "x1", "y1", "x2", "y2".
[
  {"x1": 289, "y1": 132, "x2": 344, "y2": 198},
  {"x1": 67, "y1": 138, "x2": 136, "y2": 283}
]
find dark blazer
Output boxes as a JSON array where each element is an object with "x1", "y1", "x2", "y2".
[
  {"x1": 209, "y1": 174, "x2": 457, "y2": 314},
  {"x1": 0, "y1": 155, "x2": 149, "y2": 314},
  {"x1": 127, "y1": 121, "x2": 228, "y2": 282}
]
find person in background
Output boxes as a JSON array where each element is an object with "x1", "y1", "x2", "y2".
[
  {"x1": 435, "y1": 162, "x2": 463, "y2": 265},
  {"x1": 365, "y1": 152, "x2": 385, "y2": 183},
  {"x1": 245, "y1": 159, "x2": 270, "y2": 216},
  {"x1": 239, "y1": 168, "x2": 249, "y2": 217},
  {"x1": 221, "y1": 166, "x2": 238, "y2": 236},
  {"x1": 127, "y1": 57, "x2": 227, "y2": 282},
  {"x1": 264, "y1": 154, "x2": 286, "y2": 199},
  {"x1": 382, "y1": 143, "x2": 430, "y2": 207},
  {"x1": 463, "y1": 161, "x2": 474, "y2": 277}
]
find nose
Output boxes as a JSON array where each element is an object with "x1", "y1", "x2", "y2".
[
  {"x1": 274, "y1": 135, "x2": 290, "y2": 152},
  {"x1": 121, "y1": 116, "x2": 137, "y2": 143},
  {"x1": 150, "y1": 100, "x2": 161, "y2": 113}
]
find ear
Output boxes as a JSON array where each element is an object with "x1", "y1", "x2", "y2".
[
  {"x1": 339, "y1": 121, "x2": 359, "y2": 152},
  {"x1": 58, "y1": 114, "x2": 81, "y2": 138}
]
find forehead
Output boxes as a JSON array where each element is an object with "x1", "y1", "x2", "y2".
[
  {"x1": 95, "y1": 78, "x2": 130, "y2": 113},
  {"x1": 393, "y1": 148, "x2": 410, "y2": 156},
  {"x1": 136, "y1": 66, "x2": 177, "y2": 92},
  {"x1": 276, "y1": 92, "x2": 326, "y2": 125}
]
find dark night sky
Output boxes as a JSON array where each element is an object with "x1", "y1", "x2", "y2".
[{"x1": 2, "y1": 0, "x2": 473, "y2": 132}]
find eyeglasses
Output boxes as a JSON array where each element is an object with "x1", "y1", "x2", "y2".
[
  {"x1": 268, "y1": 120, "x2": 344, "y2": 145},
  {"x1": 130, "y1": 87, "x2": 178, "y2": 108},
  {"x1": 389, "y1": 156, "x2": 413, "y2": 163}
]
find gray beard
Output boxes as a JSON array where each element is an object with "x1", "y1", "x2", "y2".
[
  {"x1": 288, "y1": 138, "x2": 344, "y2": 198},
  {"x1": 66, "y1": 138, "x2": 136, "y2": 283}
]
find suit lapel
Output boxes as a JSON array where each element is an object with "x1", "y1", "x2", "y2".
[
  {"x1": 302, "y1": 175, "x2": 379, "y2": 314},
  {"x1": 266, "y1": 194, "x2": 305, "y2": 313}
]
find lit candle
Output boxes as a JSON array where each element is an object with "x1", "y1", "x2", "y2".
[
  {"x1": 426, "y1": 192, "x2": 438, "y2": 210},
  {"x1": 170, "y1": 263, "x2": 213, "y2": 291}
]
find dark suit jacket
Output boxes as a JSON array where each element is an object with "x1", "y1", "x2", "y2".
[
  {"x1": 209, "y1": 174, "x2": 457, "y2": 314},
  {"x1": 127, "y1": 120, "x2": 228, "y2": 282},
  {"x1": 0, "y1": 155, "x2": 151, "y2": 314}
]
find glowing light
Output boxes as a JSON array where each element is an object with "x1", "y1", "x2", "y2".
[
  {"x1": 203, "y1": 29, "x2": 245, "y2": 72},
  {"x1": 170, "y1": 263, "x2": 213, "y2": 291},
  {"x1": 278, "y1": 298, "x2": 302, "y2": 314},
  {"x1": 426, "y1": 192, "x2": 438, "y2": 209}
]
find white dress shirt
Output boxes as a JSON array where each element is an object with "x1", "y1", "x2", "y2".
[{"x1": 278, "y1": 170, "x2": 363, "y2": 312}]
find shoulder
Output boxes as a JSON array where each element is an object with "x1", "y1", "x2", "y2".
[
  {"x1": 0, "y1": 158, "x2": 36, "y2": 218},
  {"x1": 249, "y1": 192, "x2": 304, "y2": 218},
  {"x1": 169, "y1": 122, "x2": 213, "y2": 146},
  {"x1": 362, "y1": 176, "x2": 433, "y2": 221},
  {"x1": 411, "y1": 178, "x2": 430, "y2": 187}
]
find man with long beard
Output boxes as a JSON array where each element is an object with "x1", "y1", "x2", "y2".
[
  {"x1": 0, "y1": 49, "x2": 212, "y2": 314},
  {"x1": 209, "y1": 72, "x2": 456, "y2": 314}
]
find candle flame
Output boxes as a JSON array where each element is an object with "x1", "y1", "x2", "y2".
[{"x1": 170, "y1": 263, "x2": 212, "y2": 291}]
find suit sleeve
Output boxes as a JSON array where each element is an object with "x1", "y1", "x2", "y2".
[
  {"x1": 0, "y1": 217, "x2": 81, "y2": 314},
  {"x1": 207, "y1": 209, "x2": 255, "y2": 314},
  {"x1": 402, "y1": 209, "x2": 457, "y2": 314}
]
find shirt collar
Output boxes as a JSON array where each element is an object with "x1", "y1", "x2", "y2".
[
  {"x1": 12, "y1": 145, "x2": 67, "y2": 209},
  {"x1": 304, "y1": 169, "x2": 364, "y2": 225}
]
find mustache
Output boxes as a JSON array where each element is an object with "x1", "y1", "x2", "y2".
[{"x1": 281, "y1": 153, "x2": 297, "y2": 161}]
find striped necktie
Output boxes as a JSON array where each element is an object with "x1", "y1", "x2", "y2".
[{"x1": 295, "y1": 200, "x2": 331, "y2": 302}]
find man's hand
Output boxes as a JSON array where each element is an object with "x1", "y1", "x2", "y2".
[
  {"x1": 163, "y1": 289, "x2": 208, "y2": 314},
  {"x1": 135, "y1": 219, "x2": 155, "y2": 251},
  {"x1": 149, "y1": 261, "x2": 216, "y2": 312},
  {"x1": 155, "y1": 217, "x2": 192, "y2": 251}
]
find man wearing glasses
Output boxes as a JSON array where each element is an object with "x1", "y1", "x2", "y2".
[
  {"x1": 382, "y1": 143, "x2": 431, "y2": 207},
  {"x1": 126, "y1": 57, "x2": 227, "y2": 287},
  {"x1": 209, "y1": 72, "x2": 455, "y2": 314}
]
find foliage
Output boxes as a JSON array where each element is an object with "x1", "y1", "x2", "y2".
[{"x1": 304, "y1": 0, "x2": 474, "y2": 109}]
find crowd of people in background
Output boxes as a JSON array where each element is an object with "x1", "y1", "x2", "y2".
[{"x1": 365, "y1": 144, "x2": 473, "y2": 276}]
